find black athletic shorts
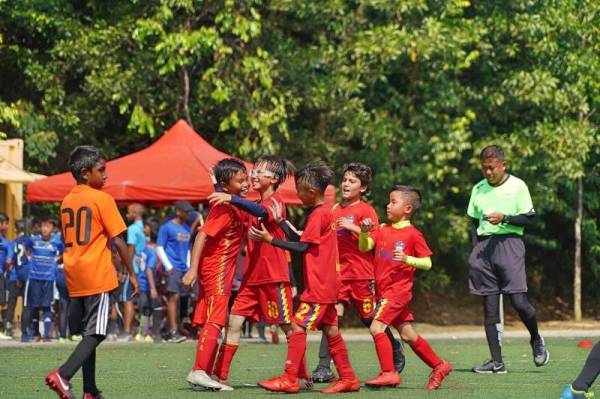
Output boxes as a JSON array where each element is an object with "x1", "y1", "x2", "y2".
[
  {"x1": 68, "y1": 291, "x2": 113, "y2": 336},
  {"x1": 468, "y1": 235, "x2": 528, "y2": 295},
  {"x1": 0, "y1": 273, "x2": 7, "y2": 305}
]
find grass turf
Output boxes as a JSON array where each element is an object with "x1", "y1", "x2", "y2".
[{"x1": 0, "y1": 336, "x2": 594, "y2": 398}]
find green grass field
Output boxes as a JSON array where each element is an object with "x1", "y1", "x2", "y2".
[{"x1": 0, "y1": 336, "x2": 594, "y2": 398}]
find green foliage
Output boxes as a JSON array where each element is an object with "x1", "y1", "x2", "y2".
[{"x1": 1, "y1": 0, "x2": 598, "y2": 302}]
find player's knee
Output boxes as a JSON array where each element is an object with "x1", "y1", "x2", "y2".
[
  {"x1": 510, "y1": 293, "x2": 535, "y2": 318},
  {"x1": 369, "y1": 320, "x2": 385, "y2": 335}
]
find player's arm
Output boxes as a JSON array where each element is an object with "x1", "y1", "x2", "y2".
[
  {"x1": 249, "y1": 224, "x2": 310, "y2": 253},
  {"x1": 182, "y1": 231, "x2": 207, "y2": 288},
  {"x1": 208, "y1": 192, "x2": 268, "y2": 218},
  {"x1": 470, "y1": 217, "x2": 479, "y2": 247},
  {"x1": 113, "y1": 235, "x2": 139, "y2": 296},
  {"x1": 146, "y1": 265, "x2": 158, "y2": 298},
  {"x1": 155, "y1": 226, "x2": 175, "y2": 273},
  {"x1": 502, "y1": 211, "x2": 535, "y2": 226},
  {"x1": 358, "y1": 218, "x2": 375, "y2": 252},
  {"x1": 393, "y1": 251, "x2": 432, "y2": 271}
]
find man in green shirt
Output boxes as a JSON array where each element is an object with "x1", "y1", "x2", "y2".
[{"x1": 467, "y1": 145, "x2": 549, "y2": 374}]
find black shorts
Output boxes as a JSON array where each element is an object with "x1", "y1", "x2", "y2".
[
  {"x1": 468, "y1": 235, "x2": 527, "y2": 295},
  {"x1": 8, "y1": 281, "x2": 24, "y2": 302},
  {"x1": 166, "y1": 269, "x2": 189, "y2": 296},
  {"x1": 0, "y1": 273, "x2": 7, "y2": 305},
  {"x1": 24, "y1": 279, "x2": 54, "y2": 308},
  {"x1": 68, "y1": 291, "x2": 112, "y2": 336},
  {"x1": 136, "y1": 292, "x2": 161, "y2": 316}
]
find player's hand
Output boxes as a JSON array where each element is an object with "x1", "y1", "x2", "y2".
[
  {"x1": 360, "y1": 218, "x2": 374, "y2": 233},
  {"x1": 249, "y1": 223, "x2": 273, "y2": 243},
  {"x1": 182, "y1": 270, "x2": 197, "y2": 289},
  {"x1": 129, "y1": 275, "x2": 140, "y2": 297},
  {"x1": 393, "y1": 249, "x2": 407, "y2": 262},
  {"x1": 208, "y1": 192, "x2": 232, "y2": 206},
  {"x1": 337, "y1": 217, "x2": 360, "y2": 233},
  {"x1": 485, "y1": 212, "x2": 504, "y2": 225},
  {"x1": 270, "y1": 198, "x2": 284, "y2": 223},
  {"x1": 150, "y1": 288, "x2": 158, "y2": 299}
]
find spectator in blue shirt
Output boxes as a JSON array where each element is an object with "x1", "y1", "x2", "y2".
[
  {"x1": 118, "y1": 203, "x2": 146, "y2": 341},
  {"x1": 0, "y1": 212, "x2": 13, "y2": 340},
  {"x1": 5, "y1": 219, "x2": 29, "y2": 339},
  {"x1": 156, "y1": 200, "x2": 193, "y2": 343},
  {"x1": 25, "y1": 219, "x2": 64, "y2": 340}
]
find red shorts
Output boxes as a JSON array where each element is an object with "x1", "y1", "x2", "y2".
[
  {"x1": 373, "y1": 297, "x2": 414, "y2": 328},
  {"x1": 192, "y1": 295, "x2": 229, "y2": 328},
  {"x1": 294, "y1": 302, "x2": 337, "y2": 331},
  {"x1": 230, "y1": 282, "x2": 294, "y2": 324},
  {"x1": 338, "y1": 280, "x2": 376, "y2": 319}
]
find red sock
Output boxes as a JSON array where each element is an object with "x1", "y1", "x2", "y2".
[
  {"x1": 410, "y1": 336, "x2": 443, "y2": 369},
  {"x1": 213, "y1": 342, "x2": 238, "y2": 380},
  {"x1": 283, "y1": 331, "x2": 307, "y2": 383},
  {"x1": 327, "y1": 333, "x2": 356, "y2": 380},
  {"x1": 193, "y1": 323, "x2": 221, "y2": 372},
  {"x1": 373, "y1": 332, "x2": 395, "y2": 372}
]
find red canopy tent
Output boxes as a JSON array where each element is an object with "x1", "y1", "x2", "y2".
[{"x1": 26, "y1": 120, "x2": 335, "y2": 205}]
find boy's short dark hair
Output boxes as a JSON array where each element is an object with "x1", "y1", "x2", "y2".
[
  {"x1": 342, "y1": 162, "x2": 373, "y2": 193},
  {"x1": 213, "y1": 158, "x2": 247, "y2": 185},
  {"x1": 144, "y1": 217, "x2": 160, "y2": 242},
  {"x1": 0, "y1": 212, "x2": 9, "y2": 223},
  {"x1": 255, "y1": 155, "x2": 295, "y2": 190},
  {"x1": 296, "y1": 161, "x2": 334, "y2": 194},
  {"x1": 390, "y1": 185, "x2": 422, "y2": 213},
  {"x1": 68, "y1": 145, "x2": 106, "y2": 181},
  {"x1": 42, "y1": 218, "x2": 58, "y2": 227},
  {"x1": 480, "y1": 145, "x2": 505, "y2": 161}
]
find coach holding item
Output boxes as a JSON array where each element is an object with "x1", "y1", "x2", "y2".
[{"x1": 467, "y1": 144, "x2": 549, "y2": 374}]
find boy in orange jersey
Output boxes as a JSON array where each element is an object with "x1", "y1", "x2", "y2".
[
  {"x1": 182, "y1": 158, "x2": 249, "y2": 391},
  {"x1": 360, "y1": 185, "x2": 452, "y2": 390},
  {"x1": 45, "y1": 146, "x2": 139, "y2": 399},
  {"x1": 250, "y1": 162, "x2": 360, "y2": 394},
  {"x1": 311, "y1": 163, "x2": 405, "y2": 383},
  {"x1": 207, "y1": 156, "x2": 304, "y2": 387}
]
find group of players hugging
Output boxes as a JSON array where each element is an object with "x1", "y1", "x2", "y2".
[{"x1": 45, "y1": 143, "x2": 589, "y2": 399}]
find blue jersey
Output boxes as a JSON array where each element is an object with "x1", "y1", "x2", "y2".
[
  {"x1": 127, "y1": 220, "x2": 146, "y2": 257},
  {"x1": 157, "y1": 220, "x2": 191, "y2": 272},
  {"x1": 27, "y1": 234, "x2": 65, "y2": 281},
  {"x1": 137, "y1": 246, "x2": 157, "y2": 293},
  {"x1": 0, "y1": 235, "x2": 13, "y2": 274},
  {"x1": 10, "y1": 234, "x2": 29, "y2": 282}
]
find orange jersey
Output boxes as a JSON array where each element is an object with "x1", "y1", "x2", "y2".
[{"x1": 60, "y1": 185, "x2": 126, "y2": 297}]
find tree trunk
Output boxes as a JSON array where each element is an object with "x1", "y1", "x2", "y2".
[
  {"x1": 574, "y1": 176, "x2": 583, "y2": 321},
  {"x1": 181, "y1": 67, "x2": 192, "y2": 127}
]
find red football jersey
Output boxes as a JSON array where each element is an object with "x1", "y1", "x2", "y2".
[
  {"x1": 333, "y1": 201, "x2": 379, "y2": 281},
  {"x1": 198, "y1": 204, "x2": 246, "y2": 296},
  {"x1": 371, "y1": 224, "x2": 432, "y2": 299},
  {"x1": 299, "y1": 204, "x2": 340, "y2": 304},
  {"x1": 243, "y1": 193, "x2": 290, "y2": 285}
]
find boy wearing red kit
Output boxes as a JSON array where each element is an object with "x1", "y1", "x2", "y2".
[
  {"x1": 181, "y1": 158, "x2": 249, "y2": 391},
  {"x1": 360, "y1": 185, "x2": 452, "y2": 390},
  {"x1": 207, "y1": 156, "x2": 301, "y2": 386},
  {"x1": 312, "y1": 163, "x2": 405, "y2": 382},
  {"x1": 250, "y1": 162, "x2": 360, "y2": 394}
]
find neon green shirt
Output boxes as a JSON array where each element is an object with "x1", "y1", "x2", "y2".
[{"x1": 467, "y1": 175, "x2": 534, "y2": 236}]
